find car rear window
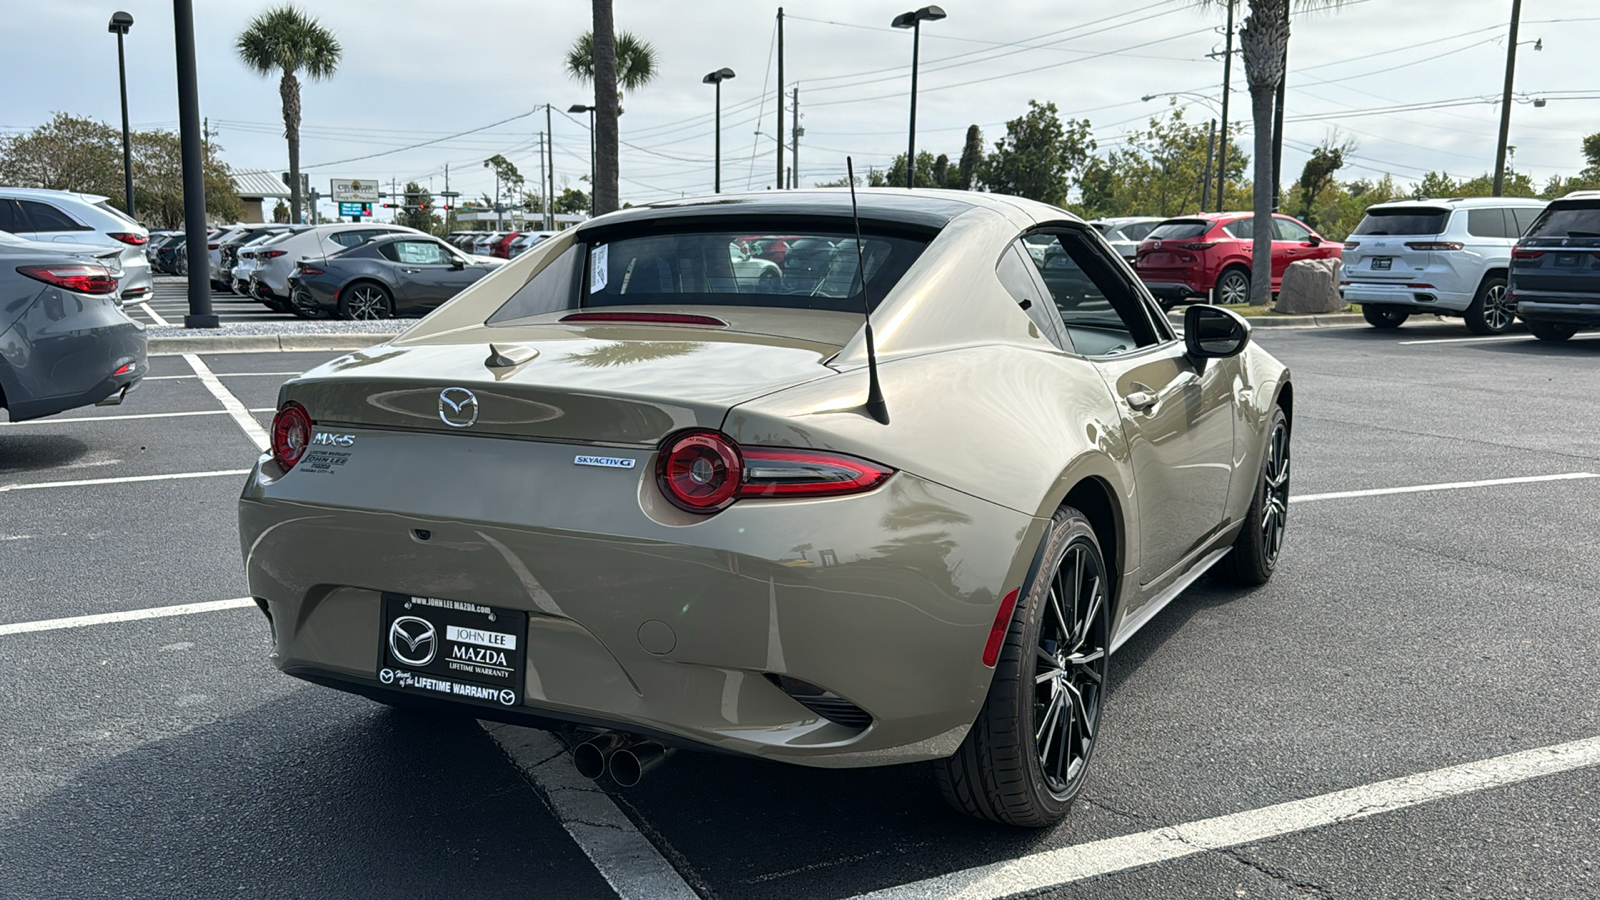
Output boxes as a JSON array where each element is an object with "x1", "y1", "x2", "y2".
[
  {"x1": 1524, "y1": 202, "x2": 1600, "y2": 239},
  {"x1": 579, "y1": 226, "x2": 930, "y2": 313},
  {"x1": 1146, "y1": 221, "x2": 1211, "y2": 241},
  {"x1": 1119, "y1": 221, "x2": 1160, "y2": 242},
  {"x1": 1352, "y1": 207, "x2": 1449, "y2": 236}
]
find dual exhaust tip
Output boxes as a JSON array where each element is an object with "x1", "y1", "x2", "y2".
[{"x1": 572, "y1": 731, "x2": 670, "y2": 787}]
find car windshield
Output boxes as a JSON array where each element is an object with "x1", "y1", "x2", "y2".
[
  {"x1": 1146, "y1": 221, "x2": 1210, "y2": 240},
  {"x1": 1525, "y1": 202, "x2": 1600, "y2": 239},
  {"x1": 1352, "y1": 208, "x2": 1449, "y2": 236},
  {"x1": 580, "y1": 227, "x2": 930, "y2": 313}
]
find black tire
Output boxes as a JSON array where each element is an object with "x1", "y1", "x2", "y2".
[
  {"x1": 1213, "y1": 267, "x2": 1250, "y2": 306},
  {"x1": 936, "y1": 506, "x2": 1111, "y2": 827},
  {"x1": 1464, "y1": 276, "x2": 1513, "y2": 335},
  {"x1": 338, "y1": 282, "x2": 393, "y2": 321},
  {"x1": 1217, "y1": 406, "x2": 1290, "y2": 586},
  {"x1": 212, "y1": 280, "x2": 232, "y2": 294},
  {"x1": 1527, "y1": 320, "x2": 1578, "y2": 342},
  {"x1": 1362, "y1": 305, "x2": 1409, "y2": 329}
]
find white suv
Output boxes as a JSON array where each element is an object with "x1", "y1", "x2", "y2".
[
  {"x1": 1342, "y1": 197, "x2": 1547, "y2": 334},
  {"x1": 0, "y1": 188, "x2": 153, "y2": 301}
]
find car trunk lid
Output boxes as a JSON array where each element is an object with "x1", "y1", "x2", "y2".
[{"x1": 1344, "y1": 206, "x2": 1453, "y2": 282}]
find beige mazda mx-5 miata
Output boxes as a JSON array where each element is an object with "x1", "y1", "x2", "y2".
[{"x1": 239, "y1": 190, "x2": 1293, "y2": 827}]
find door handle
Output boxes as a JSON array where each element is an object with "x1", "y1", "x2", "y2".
[
  {"x1": 402, "y1": 267, "x2": 422, "y2": 273},
  {"x1": 1125, "y1": 390, "x2": 1158, "y2": 412}
]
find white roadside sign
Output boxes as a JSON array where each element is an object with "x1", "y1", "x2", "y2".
[{"x1": 331, "y1": 178, "x2": 380, "y2": 202}]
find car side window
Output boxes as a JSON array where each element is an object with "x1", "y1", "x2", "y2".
[
  {"x1": 1510, "y1": 207, "x2": 1542, "y2": 236},
  {"x1": 1274, "y1": 217, "x2": 1313, "y2": 241},
  {"x1": 1224, "y1": 218, "x2": 1254, "y2": 240},
  {"x1": 328, "y1": 232, "x2": 364, "y2": 248},
  {"x1": 393, "y1": 240, "x2": 449, "y2": 265},
  {"x1": 0, "y1": 199, "x2": 19, "y2": 233},
  {"x1": 996, "y1": 241, "x2": 1071, "y2": 350},
  {"x1": 18, "y1": 200, "x2": 89, "y2": 232},
  {"x1": 1022, "y1": 230, "x2": 1163, "y2": 357},
  {"x1": 1468, "y1": 208, "x2": 1513, "y2": 239}
]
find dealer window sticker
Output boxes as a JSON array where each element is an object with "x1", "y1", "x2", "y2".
[{"x1": 590, "y1": 243, "x2": 609, "y2": 293}]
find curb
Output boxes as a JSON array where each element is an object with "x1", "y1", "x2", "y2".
[{"x1": 148, "y1": 333, "x2": 394, "y2": 355}]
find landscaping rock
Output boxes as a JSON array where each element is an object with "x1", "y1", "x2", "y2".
[{"x1": 1275, "y1": 258, "x2": 1346, "y2": 314}]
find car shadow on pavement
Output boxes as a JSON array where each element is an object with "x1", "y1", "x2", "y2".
[
  {"x1": 1469, "y1": 336, "x2": 1600, "y2": 358},
  {"x1": 0, "y1": 696, "x2": 613, "y2": 900},
  {"x1": 0, "y1": 434, "x2": 91, "y2": 474}
]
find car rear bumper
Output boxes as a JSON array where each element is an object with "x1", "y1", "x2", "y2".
[
  {"x1": 1341, "y1": 280, "x2": 1471, "y2": 312},
  {"x1": 1141, "y1": 281, "x2": 1206, "y2": 302},
  {"x1": 1514, "y1": 299, "x2": 1600, "y2": 326},
  {"x1": 0, "y1": 296, "x2": 146, "y2": 421},
  {"x1": 239, "y1": 430, "x2": 1041, "y2": 768}
]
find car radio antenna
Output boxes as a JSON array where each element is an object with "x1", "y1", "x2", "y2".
[{"x1": 845, "y1": 156, "x2": 890, "y2": 425}]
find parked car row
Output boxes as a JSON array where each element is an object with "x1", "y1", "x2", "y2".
[
  {"x1": 445, "y1": 230, "x2": 556, "y2": 259},
  {"x1": 1123, "y1": 191, "x2": 1594, "y2": 340},
  {"x1": 288, "y1": 232, "x2": 504, "y2": 319}
]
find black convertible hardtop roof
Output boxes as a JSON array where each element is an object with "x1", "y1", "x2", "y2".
[{"x1": 575, "y1": 189, "x2": 983, "y2": 236}]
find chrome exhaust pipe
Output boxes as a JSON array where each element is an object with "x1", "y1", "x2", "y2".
[
  {"x1": 572, "y1": 731, "x2": 633, "y2": 780},
  {"x1": 608, "y1": 741, "x2": 671, "y2": 788}
]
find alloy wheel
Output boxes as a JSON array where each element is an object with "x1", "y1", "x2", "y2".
[
  {"x1": 1033, "y1": 541, "x2": 1108, "y2": 798},
  {"x1": 346, "y1": 287, "x2": 388, "y2": 320},
  {"x1": 1218, "y1": 271, "x2": 1249, "y2": 305},
  {"x1": 1483, "y1": 284, "x2": 1513, "y2": 332},
  {"x1": 1260, "y1": 419, "x2": 1291, "y2": 564}
]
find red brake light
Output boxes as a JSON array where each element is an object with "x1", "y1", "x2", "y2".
[
  {"x1": 562, "y1": 312, "x2": 728, "y2": 327},
  {"x1": 1180, "y1": 242, "x2": 1217, "y2": 251},
  {"x1": 1512, "y1": 246, "x2": 1546, "y2": 260},
  {"x1": 658, "y1": 430, "x2": 743, "y2": 512},
  {"x1": 298, "y1": 263, "x2": 325, "y2": 276},
  {"x1": 15, "y1": 264, "x2": 118, "y2": 295},
  {"x1": 656, "y1": 430, "x2": 895, "y2": 514},
  {"x1": 982, "y1": 588, "x2": 1021, "y2": 667},
  {"x1": 270, "y1": 402, "x2": 313, "y2": 471},
  {"x1": 1343, "y1": 241, "x2": 1361, "y2": 251},
  {"x1": 262, "y1": 250, "x2": 287, "y2": 259},
  {"x1": 207, "y1": 243, "x2": 220, "y2": 250},
  {"x1": 107, "y1": 232, "x2": 147, "y2": 245},
  {"x1": 1405, "y1": 241, "x2": 1464, "y2": 251}
]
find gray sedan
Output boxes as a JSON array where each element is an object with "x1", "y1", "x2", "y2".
[
  {"x1": 288, "y1": 234, "x2": 502, "y2": 320},
  {"x1": 0, "y1": 242, "x2": 146, "y2": 421}
]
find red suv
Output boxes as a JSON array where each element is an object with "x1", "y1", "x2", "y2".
[
  {"x1": 1135, "y1": 212, "x2": 1342, "y2": 307},
  {"x1": 492, "y1": 232, "x2": 522, "y2": 259}
]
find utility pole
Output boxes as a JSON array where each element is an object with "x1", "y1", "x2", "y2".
[
  {"x1": 538, "y1": 128, "x2": 546, "y2": 228},
  {"x1": 777, "y1": 7, "x2": 784, "y2": 189},
  {"x1": 546, "y1": 103, "x2": 555, "y2": 228},
  {"x1": 1215, "y1": 0, "x2": 1235, "y2": 211},
  {"x1": 791, "y1": 85, "x2": 802, "y2": 189},
  {"x1": 1202, "y1": 119, "x2": 1215, "y2": 213},
  {"x1": 1493, "y1": 0, "x2": 1524, "y2": 196},
  {"x1": 445, "y1": 162, "x2": 452, "y2": 232},
  {"x1": 1271, "y1": 0, "x2": 1289, "y2": 212}
]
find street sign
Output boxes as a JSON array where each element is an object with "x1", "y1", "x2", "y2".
[
  {"x1": 339, "y1": 202, "x2": 372, "y2": 217},
  {"x1": 331, "y1": 178, "x2": 380, "y2": 202}
]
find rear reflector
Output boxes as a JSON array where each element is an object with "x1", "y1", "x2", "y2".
[
  {"x1": 15, "y1": 264, "x2": 118, "y2": 295},
  {"x1": 1405, "y1": 241, "x2": 1464, "y2": 251},
  {"x1": 107, "y1": 232, "x2": 147, "y2": 245},
  {"x1": 561, "y1": 312, "x2": 728, "y2": 327},
  {"x1": 983, "y1": 589, "x2": 1021, "y2": 667}
]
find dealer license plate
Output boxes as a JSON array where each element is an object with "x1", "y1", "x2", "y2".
[
  {"x1": 379, "y1": 593, "x2": 526, "y2": 709},
  {"x1": 1371, "y1": 257, "x2": 1392, "y2": 270}
]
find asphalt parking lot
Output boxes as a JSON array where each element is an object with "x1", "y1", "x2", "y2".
[
  {"x1": 2, "y1": 323, "x2": 1597, "y2": 899},
  {"x1": 126, "y1": 275, "x2": 296, "y2": 327}
]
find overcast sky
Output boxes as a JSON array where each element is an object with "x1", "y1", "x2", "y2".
[{"x1": 4, "y1": 0, "x2": 1597, "y2": 217}]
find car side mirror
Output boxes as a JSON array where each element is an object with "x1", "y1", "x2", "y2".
[
  {"x1": 1307, "y1": 235, "x2": 1323, "y2": 247},
  {"x1": 1185, "y1": 304, "x2": 1251, "y2": 360},
  {"x1": 450, "y1": 256, "x2": 466, "y2": 270}
]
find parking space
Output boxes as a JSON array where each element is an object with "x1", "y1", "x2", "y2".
[
  {"x1": 125, "y1": 275, "x2": 297, "y2": 326},
  {"x1": 1, "y1": 326, "x2": 1597, "y2": 898}
]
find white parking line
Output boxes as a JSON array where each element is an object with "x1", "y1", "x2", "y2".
[
  {"x1": 853, "y1": 734, "x2": 1600, "y2": 900},
  {"x1": 139, "y1": 301, "x2": 170, "y2": 326},
  {"x1": 1294, "y1": 471, "x2": 1597, "y2": 504},
  {"x1": 0, "y1": 598, "x2": 255, "y2": 636},
  {"x1": 184, "y1": 353, "x2": 270, "y2": 451},
  {"x1": 0, "y1": 408, "x2": 272, "y2": 425},
  {"x1": 143, "y1": 372, "x2": 303, "y2": 381},
  {"x1": 1399, "y1": 333, "x2": 1599, "y2": 345},
  {"x1": 0, "y1": 469, "x2": 250, "y2": 493}
]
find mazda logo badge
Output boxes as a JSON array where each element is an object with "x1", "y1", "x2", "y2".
[
  {"x1": 438, "y1": 387, "x2": 478, "y2": 428},
  {"x1": 388, "y1": 616, "x2": 437, "y2": 666}
]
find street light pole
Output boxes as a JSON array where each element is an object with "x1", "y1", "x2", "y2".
[
  {"x1": 108, "y1": 11, "x2": 135, "y2": 219},
  {"x1": 702, "y1": 68, "x2": 736, "y2": 193},
  {"x1": 1493, "y1": 0, "x2": 1525, "y2": 196},
  {"x1": 892, "y1": 6, "x2": 946, "y2": 190},
  {"x1": 172, "y1": 0, "x2": 216, "y2": 328}
]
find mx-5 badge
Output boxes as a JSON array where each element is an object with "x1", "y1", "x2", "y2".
[{"x1": 438, "y1": 387, "x2": 478, "y2": 428}]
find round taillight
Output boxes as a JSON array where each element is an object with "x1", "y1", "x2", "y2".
[
  {"x1": 270, "y1": 402, "x2": 313, "y2": 471},
  {"x1": 658, "y1": 430, "x2": 743, "y2": 513}
]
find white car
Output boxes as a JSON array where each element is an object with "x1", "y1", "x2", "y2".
[
  {"x1": 231, "y1": 229, "x2": 303, "y2": 294},
  {"x1": 0, "y1": 188, "x2": 153, "y2": 301},
  {"x1": 1343, "y1": 197, "x2": 1547, "y2": 334},
  {"x1": 1088, "y1": 216, "x2": 1166, "y2": 263},
  {"x1": 249, "y1": 223, "x2": 422, "y2": 309},
  {"x1": 509, "y1": 230, "x2": 556, "y2": 257},
  {"x1": 0, "y1": 230, "x2": 128, "y2": 300}
]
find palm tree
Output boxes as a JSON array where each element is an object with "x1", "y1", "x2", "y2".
[
  {"x1": 236, "y1": 5, "x2": 341, "y2": 224},
  {"x1": 1201, "y1": 0, "x2": 1343, "y2": 305},
  {"x1": 568, "y1": 15, "x2": 658, "y2": 215}
]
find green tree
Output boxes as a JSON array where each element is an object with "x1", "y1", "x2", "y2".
[
  {"x1": 396, "y1": 181, "x2": 440, "y2": 233},
  {"x1": 272, "y1": 200, "x2": 290, "y2": 223},
  {"x1": 881, "y1": 150, "x2": 942, "y2": 189},
  {"x1": 1075, "y1": 106, "x2": 1247, "y2": 219},
  {"x1": 1292, "y1": 137, "x2": 1351, "y2": 228},
  {"x1": 568, "y1": 13, "x2": 656, "y2": 214},
  {"x1": 482, "y1": 154, "x2": 524, "y2": 211},
  {"x1": 554, "y1": 186, "x2": 591, "y2": 215},
  {"x1": 236, "y1": 4, "x2": 342, "y2": 224},
  {"x1": 980, "y1": 100, "x2": 1094, "y2": 207},
  {"x1": 957, "y1": 124, "x2": 985, "y2": 190}
]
